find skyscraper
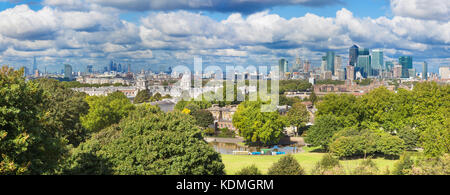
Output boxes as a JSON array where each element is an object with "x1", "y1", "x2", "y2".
[
  {"x1": 372, "y1": 49, "x2": 383, "y2": 76},
  {"x1": 385, "y1": 61, "x2": 394, "y2": 71},
  {"x1": 303, "y1": 60, "x2": 310, "y2": 73},
  {"x1": 349, "y1": 45, "x2": 359, "y2": 66},
  {"x1": 334, "y1": 55, "x2": 342, "y2": 76},
  {"x1": 399, "y1": 56, "x2": 413, "y2": 78},
  {"x1": 326, "y1": 51, "x2": 335, "y2": 75},
  {"x1": 278, "y1": 59, "x2": 288, "y2": 76},
  {"x1": 321, "y1": 56, "x2": 327, "y2": 73},
  {"x1": 357, "y1": 55, "x2": 371, "y2": 78},
  {"x1": 33, "y1": 56, "x2": 37, "y2": 74},
  {"x1": 422, "y1": 61, "x2": 428, "y2": 80},
  {"x1": 346, "y1": 65, "x2": 355, "y2": 80},
  {"x1": 64, "y1": 64, "x2": 73, "y2": 80},
  {"x1": 293, "y1": 57, "x2": 302, "y2": 72},
  {"x1": 358, "y1": 48, "x2": 370, "y2": 55}
]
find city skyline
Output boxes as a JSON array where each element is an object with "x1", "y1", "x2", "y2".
[{"x1": 0, "y1": 0, "x2": 449, "y2": 73}]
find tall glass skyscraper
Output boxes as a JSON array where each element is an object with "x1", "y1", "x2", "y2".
[
  {"x1": 358, "y1": 48, "x2": 370, "y2": 55},
  {"x1": 326, "y1": 51, "x2": 335, "y2": 75},
  {"x1": 399, "y1": 56, "x2": 413, "y2": 78},
  {"x1": 371, "y1": 49, "x2": 383, "y2": 76},
  {"x1": 357, "y1": 55, "x2": 371, "y2": 78},
  {"x1": 349, "y1": 45, "x2": 359, "y2": 66},
  {"x1": 385, "y1": 61, "x2": 394, "y2": 71},
  {"x1": 278, "y1": 59, "x2": 288, "y2": 76},
  {"x1": 423, "y1": 61, "x2": 428, "y2": 80}
]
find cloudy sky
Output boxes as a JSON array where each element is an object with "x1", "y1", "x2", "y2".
[{"x1": 0, "y1": 0, "x2": 449, "y2": 73}]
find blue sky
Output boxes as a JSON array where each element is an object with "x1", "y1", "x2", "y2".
[{"x1": 0, "y1": 0, "x2": 448, "y2": 73}]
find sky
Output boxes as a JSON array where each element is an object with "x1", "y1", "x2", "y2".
[{"x1": 0, "y1": 0, "x2": 449, "y2": 73}]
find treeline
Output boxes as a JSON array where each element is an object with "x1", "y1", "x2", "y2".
[
  {"x1": 0, "y1": 67, "x2": 224, "y2": 175},
  {"x1": 61, "y1": 81, "x2": 129, "y2": 88},
  {"x1": 305, "y1": 82, "x2": 449, "y2": 159}
]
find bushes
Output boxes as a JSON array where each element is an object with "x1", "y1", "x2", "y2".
[
  {"x1": 392, "y1": 153, "x2": 414, "y2": 175},
  {"x1": 236, "y1": 165, "x2": 262, "y2": 175},
  {"x1": 409, "y1": 154, "x2": 450, "y2": 175},
  {"x1": 352, "y1": 158, "x2": 379, "y2": 175},
  {"x1": 311, "y1": 154, "x2": 345, "y2": 175},
  {"x1": 329, "y1": 129, "x2": 405, "y2": 158},
  {"x1": 267, "y1": 155, "x2": 305, "y2": 175}
]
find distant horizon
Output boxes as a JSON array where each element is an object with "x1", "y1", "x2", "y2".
[{"x1": 0, "y1": 0, "x2": 449, "y2": 74}]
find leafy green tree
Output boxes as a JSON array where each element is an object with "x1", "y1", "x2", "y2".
[
  {"x1": 236, "y1": 164, "x2": 262, "y2": 175},
  {"x1": 35, "y1": 78, "x2": 90, "y2": 146},
  {"x1": 134, "y1": 89, "x2": 152, "y2": 103},
  {"x1": 63, "y1": 106, "x2": 225, "y2": 175},
  {"x1": 0, "y1": 67, "x2": 66, "y2": 174},
  {"x1": 397, "y1": 126, "x2": 420, "y2": 150},
  {"x1": 316, "y1": 93, "x2": 360, "y2": 128},
  {"x1": 81, "y1": 92, "x2": 135, "y2": 132},
  {"x1": 232, "y1": 101, "x2": 286, "y2": 146},
  {"x1": 304, "y1": 115, "x2": 342, "y2": 150},
  {"x1": 267, "y1": 155, "x2": 305, "y2": 175},
  {"x1": 392, "y1": 153, "x2": 414, "y2": 175},
  {"x1": 309, "y1": 91, "x2": 318, "y2": 106},
  {"x1": 420, "y1": 122, "x2": 450, "y2": 157},
  {"x1": 191, "y1": 109, "x2": 214, "y2": 129},
  {"x1": 286, "y1": 102, "x2": 310, "y2": 133}
]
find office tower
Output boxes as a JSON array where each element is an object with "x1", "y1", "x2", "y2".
[
  {"x1": 326, "y1": 51, "x2": 335, "y2": 75},
  {"x1": 64, "y1": 64, "x2": 73, "y2": 79},
  {"x1": 321, "y1": 56, "x2": 327, "y2": 73},
  {"x1": 293, "y1": 58, "x2": 302, "y2": 72},
  {"x1": 278, "y1": 59, "x2": 288, "y2": 77},
  {"x1": 422, "y1": 61, "x2": 428, "y2": 80},
  {"x1": 399, "y1": 56, "x2": 413, "y2": 78},
  {"x1": 303, "y1": 60, "x2": 310, "y2": 73},
  {"x1": 334, "y1": 55, "x2": 342, "y2": 76},
  {"x1": 346, "y1": 65, "x2": 355, "y2": 80},
  {"x1": 439, "y1": 67, "x2": 450, "y2": 79},
  {"x1": 358, "y1": 48, "x2": 370, "y2": 55},
  {"x1": 33, "y1": 57, "x2": 37, "y2": 74},
  {"x1": 128, "y1": 64, "x2": 131, "y2": 73},
  {"x1": 349, "y1": 45, "x2": 359, "y2": 66},
  {"x1": 393, "y1": 63, "x2": 402, "y2": 78},
  {"x1": 385, "y1": 61, "x2": 394, "y2": 71},
  {"x1": 408, "y1": 69, "x2": 416, "y2": 78},
  {"x1": 336, "y1": 69, "x2": 345, "y2": 80},
  {"x1": 357, "y1": 55, "x2": 371, "y2": 78},
  {"x1": 372, "y1": 49, "x2": 383, "y2": 76},
  {"x1": 118, "y1": 63, "x2": 122, "y2": 73},
  {"x1": 86, "y1": 65, "x2": 93, "y2": 74}
]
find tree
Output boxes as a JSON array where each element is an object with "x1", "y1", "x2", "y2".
[
  {"x1": 286, "y1": 102, "x2": 310, "y2": 134},
  {"x1": 0, "y1": 67, "x2": 66, "y2": 174},
  {"x1": 81, "y1": 92, "x2": 135, "y2": 132},
  {"x1": 267, "y1": 155, "x2": 304, "y2": 175},
  {"x1": 62, "y1": 106, "x2": 225, "y2": 175},
  {"x1": 35, "y1": 78, "x2": 90, "y2": 146},
  {"x1": 236, "y1": 165, "x2": 262, "y2": 175},
  {"x1": 309, "y1": 91, "x2": 318, "y2": 106},
  {"x1": 191, "y1": 109, "x2": 214, "y2": 129},
  {"x1": 232, "y1": 101, "x2": 286, "y2": 146},
  {"x1": 304, "y1": 115, "x2": 342, "y2": 150},
  {"x1": 134, "y1": 89, "x2": 152, "y2": 103},
  {"x1": 420, "y1": 122, "x2": 450, "y2": 157},
  {"x1": 311, "y1": 153, "x2": 345, "y2": 175}
]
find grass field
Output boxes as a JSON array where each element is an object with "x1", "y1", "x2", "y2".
[{"x1": 221, "y1": 147, "x2": 399, "y2": 175}]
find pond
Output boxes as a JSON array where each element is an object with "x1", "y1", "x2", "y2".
[{"x1": 208, "y1": 141, "x2": 303, "y2": 155}]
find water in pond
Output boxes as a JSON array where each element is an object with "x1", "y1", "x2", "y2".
[{"x1": 208, "y1": 142, "x2": 303, "y2": 155}]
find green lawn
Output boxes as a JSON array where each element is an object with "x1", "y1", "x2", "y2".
[{"x1": 221, "y1": 148, "x2": 399, "y2": 175}]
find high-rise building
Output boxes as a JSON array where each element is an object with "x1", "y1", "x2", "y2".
[
  {"x1": 336, "y1": 69, "x2": 345, "y2": 80},
  {"x1": 321, "y1": 56, "x2": 327, "y2": 73},
  {"x1": 128, "y1": 64, "x2": 131, "y2": 73},
  {"x1": 64, "y1": 64, "x2": 73, "y2": 79},
  {"x1": 32, "y1": 56, "x2": 37, "y2": 74},
  {"x1": 422, "y1": 61, "x2": 428, "y2": 80},
  {"x1": 326, "y1": 51, "x2": 335, "y2": 75},
  {"x1": 357, "y1": 55, "x2": 371, "y2": 78},
  {"x1": 334, "y1": 55, "x2": 342, "y2": 76},
  {"x1": 358, "y1": 48, "x2": 370, "y2": 55},
  {"x1": 346, "y1": 65, "x2": 355, "y2": 81},
  {"x1": 303, "y1": 60, "x2": 310, "y2": 73},
  {"x1": 399, "y1": 56, "x2": 413, "y2": 78},
  {"x1": 293, "y1": 58, "x2": 302, "y2": 72},
  {"x1": 393, "y1": 63, "x2": 402, "y2": 78},
  {"x1": 278, "y1": 59, "x2": 288, "y2": 78},
  {"x1": 371, "y1": 49, "x2": 383, "y2": 76},
  {"x1": 385, "y1": 61, "x2": 394, "y2": 71},
  {"x1": 349, "y1": 45, "x2": 359, "y2": 66},
  {"x1": 86, "y1": 65, "x2": 93, "y2": 74},
  {"x1": 408, "y1": 69, "x2": 416, "y2": 78}
]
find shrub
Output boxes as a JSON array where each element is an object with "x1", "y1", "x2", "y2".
[
  {"x1": 236, "y1": 165, "x2": 262, "y2": 175},
  {"x1": 311, "y1": 154, "x2": 345, "y2": 175},
  {"x1": 410, "y1": 154, "x2": 450, "y2": 175},
  {"x1": 397, "y1": 126, "x2": 420, "y2": 150},
  {"x1": 392, "y1": 153, "x2": 414, "y2": 175},
  {"x1": 352, "y1": 158, "x2": 379, "y2": 175},
  {"x1": 267, "y1": 155, "x2": 305, "y2": 175},
  {"x1": 376, "y1": 135, "x2": 406, "y2": 158}
]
